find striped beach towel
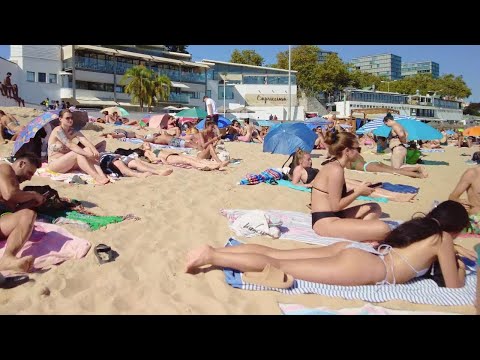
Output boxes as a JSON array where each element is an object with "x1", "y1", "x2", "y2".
[
  {"x1": 224, "y1": 239, "x2": 477, "y2": 306},
  {"x1": 220, "y1": 209, "x2": 400, "y2": 246}
]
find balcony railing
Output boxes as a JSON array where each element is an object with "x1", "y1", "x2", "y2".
[{"x1": 168, "y1": 92, "x2": 189, "y2": 103}]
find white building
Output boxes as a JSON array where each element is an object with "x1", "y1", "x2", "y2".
[
  {"x1": 201, "y1": 59, "x2": 303, "y2": 121},
  {"x1": 335, "y1": 89, "x2": 463, "y2": 123}
]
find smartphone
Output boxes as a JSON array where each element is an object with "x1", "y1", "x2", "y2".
[{"x1": 368, "y1": 182, "x2": 383, "y2": 188}]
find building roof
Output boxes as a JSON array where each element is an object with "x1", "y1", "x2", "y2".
[{"x1": 201, "y1": 59, "x2": 297, "y2": 73}]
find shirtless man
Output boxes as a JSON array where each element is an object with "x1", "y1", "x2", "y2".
[
  {"x1": 195, "y1": 120, "x2": 229, "y2": 166},
  {"x1": 449, "y1": 167, "x2": 480, "y2": 214},
  {"x1": 0, "y1": 153, "x2": 45, "y2": 272},
  {"x1": 383, "y1": 113, "x2": 408, "y2": 169},
  {"x1": 0, "y1": 110, "x2": 25, "y2": 142}
]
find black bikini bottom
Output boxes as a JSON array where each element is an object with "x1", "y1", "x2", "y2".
[{"x1": 312, "y1": 210, "x2": 346, "y2": 227}]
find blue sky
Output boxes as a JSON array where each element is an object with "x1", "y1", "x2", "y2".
[{"x1": 2, "y1": 45, "x2": 478, "y2": 101}]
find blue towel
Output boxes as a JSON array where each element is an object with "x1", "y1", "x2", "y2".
[
  {"x1": 223, "y1": 238, "x2": 476, "y2": 306},
  {"x1": 380, "y1": 182, "x2": 418, "y2": 194}
]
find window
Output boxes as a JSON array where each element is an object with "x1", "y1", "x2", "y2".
[
  {"x1": 26, "y1": 71, "x2": 35, "y2": 82},
  {"x1": 206, "y1": 90, "x2": 211, "y2": 98},
  {"x1": 38, "y1": 72, "x2": 46, "y2": 83},
  {"x1": 218, "y1": 85, "x2": 234, "y2": 100},
  {"x1": 49, "y1": 74, "x2": 57, "y2": 84}
]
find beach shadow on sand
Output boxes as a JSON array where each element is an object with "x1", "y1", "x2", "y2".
[
  {"x1": 421, "y1": 160, "x2": 449, "y2": 166},
  {"x1": 79, "y1": 201, "x2": 97, "y2": 209}
]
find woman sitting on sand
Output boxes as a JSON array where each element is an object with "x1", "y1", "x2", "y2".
[
  {"x1": 138, "y1": 142, "x2": 228, "y2": 170},
  {"x1": 47, "y1": 110, "x2": 110, "y2": 185},
  {"x1": 289, "y1": 149, "x2": 416, "y2": 202},
  {"x1": 310, "y1": 131, "x2": 390, "y2": 242},
  {"x1": 347, "y1": 152, "x2": 428, "y2": 179},
  {"x1": 313, "y1": 127, "x2": 327, "y2": 150},
  {"x1": 186, "y1": 201, "x2": 473, "y2": 288}
]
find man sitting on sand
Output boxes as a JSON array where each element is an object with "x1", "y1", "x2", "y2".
[
  {"x1": 0, "y1": 153, "x2": 45, "y2": 273},
  {"x1": 449, "y1": 166, "x2": 480, "y2": 215},
  {"x1": 196, "y1": 120, "x2": 229, "y2": 166},
  {"x1": 0, "y1": 110, "x2": 25, "y2": 142}
]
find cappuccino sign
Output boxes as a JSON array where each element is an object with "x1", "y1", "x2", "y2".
[{"x1": 245, "y1": 94, "x2": 295, "y2": 106}]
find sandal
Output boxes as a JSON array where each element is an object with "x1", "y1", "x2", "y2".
[
  {"x1": 0, "y1": 274, "x2": 30, "y2": 289},
  {"x1": 94, "y1": 244, "x2": 118, "y2": 265}
]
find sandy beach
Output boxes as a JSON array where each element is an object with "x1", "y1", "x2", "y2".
[{"x1": 0, "y1": 106, "x2": 477, "y2": 314}]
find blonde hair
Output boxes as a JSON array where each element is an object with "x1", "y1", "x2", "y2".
[{"x1": 289, "y1": 148, "x2": 307, "y2": 176}]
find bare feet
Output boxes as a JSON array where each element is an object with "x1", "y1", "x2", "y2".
[
  {"x1": 156, "y1": 169, "x2": 173, "y2": 176},
  {"x1": 0, "y1": 254, "x2": 34, "y2": 273},
  {"x1": 185, "y1": 245, "x2": 213, "y2": 273},
  {"x1": 95, "y1": 177, "x2": 110, "y2": 185},
  {"x1": 419, "y1": 166, "x2": 429, "y2": 178}
]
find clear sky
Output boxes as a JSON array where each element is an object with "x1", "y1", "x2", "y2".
[{"x1": 2, "y1": 45, "x2": 478, "y2": 101}]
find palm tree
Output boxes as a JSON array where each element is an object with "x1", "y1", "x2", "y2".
[
  {"x1": 121, "y1": 65, "x2": 154, "y2": 111},
  {"x1": 150, "y1": 74, "x2": 171, "y2": 111}
]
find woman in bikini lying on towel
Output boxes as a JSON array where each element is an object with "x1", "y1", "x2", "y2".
[
  {"x1": 139, "y1": 142, "x2": 229, "y2": 171},
  {"x1": 186, "y1": 201, "x2": 475, "y2": 288},
  {"x1": 310, "y1": 131, "x2": 391, "y2": 242},
  {"x1": 288, "y1": 149, "x2": 416, "y2": 202}
]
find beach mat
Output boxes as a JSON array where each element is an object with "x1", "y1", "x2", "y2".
[
  {"x1": 272, "y1": 180, "x2": 389, "y2": 203},
  {"x1": 220, "y1": 209, "x2": 400, "y2": 245},
  {"x1": 278, "y1": 303, "x2": 458, "y2": 315},
  {"x1": 0, "y1": 222, "x2": 91, "y2": 272},
  {"x1": 223, "y1": 239, "x2": 477, "y2": 306},
  {"x1": 420, "y1": 149, "x2": 445, "y2": 153}
]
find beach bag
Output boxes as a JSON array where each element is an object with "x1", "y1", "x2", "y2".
[
  {"x1": 231, "y1": 210, "x2": 282, "y2": 238},
  {"x1": 406, "y1": 149, "x2": 421, "y2": 165}
]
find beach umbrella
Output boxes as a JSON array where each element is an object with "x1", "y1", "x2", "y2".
[
  {"x1": 101, "y1": 106, "x2": 130, "y2": 117},
  {"x1": 463, "y1": 126, "x2": 480, "y2": 137},
  {"x1": 148, "y1": 114, "x2": 170, "y2": 129},
  {"x1": 445, "y1": 130, "x2": 455, "y2": 135},
  {"x1": 196, "y1": 116, "x2": 231, "y2": 130},
  {"x1": 12, "y1": 111, "x2": 59, "y2": 156},
  {"x1": 373, "y1": 119, "x2": 442, "y2": 140},
  {"x1": 356, "y1": 119, "x2": 385, "y2": 134},
  {"x1": 263, "y1": 122, "x2": 317, "y2": 155},
  {"x1": 175, "y1": 107, "x2": 207, "y2": 118}
]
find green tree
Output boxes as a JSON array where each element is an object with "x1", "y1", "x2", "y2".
[
  {"x1": 165, "y1": 45, "x2": 189, "y2": 53},
  {"x1": 463, "y1": 103, "x2": 480, "y2": 116},
  {"x1": 149, "y1": 74, "x2": 172, "y2": 111},
  {"x1": 348, "y1": 68, "x2": 383, "y2": 90},
  {"x1": 436, "y1": 74, "x2": 471, "y2": 99},
  {"x1": 276, "y1": 45, "x2": 322, "y2": 96},
  {"x1": 230, "y1": 49, "x2": 264, "y2": 66},
  {"x1": 317, "y1": 53, "x2": 351, "y2": 94}
]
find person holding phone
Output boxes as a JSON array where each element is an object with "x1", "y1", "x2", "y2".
[
  {"x1": 0, "y1": 153, "x2": 45, "y2": 273},
  {"x1": 310, "y1": 131, "x2": 390, "y2": 242}
]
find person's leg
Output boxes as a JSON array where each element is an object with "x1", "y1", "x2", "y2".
[
  {"x1": 366, "y1": 161, "x2": 426, "y2": 178},
  {"x1": 185, "y1": 244, "x2": 386, "y2": 285},
  {"x1": 313, "y1": 217, "x2": 390, "y2": 242},
  {"x1": 112, "y1": 160, "x2": 151, "y2": 178},
  {"x1": 127, "y1": 159, "x2": 172, "y2": 176},
  {"x1": 216, "y1": 241, "x2": 350, "y2": 260},
  {"x1": 391, "y1": 146, "x2": 407, "y2": 169},
  {"x1": 12, "y1": 84, "x2": 18, "y2": 97},
  {"x1": 75, "y1": 154, "x2": 109, "y2": 184},
  {"x1": 47, "y1": 152, "x2": 79, "y2": 173},
  {"x1": 340, "y1": 203, "x2": 382, "y2": 220},
  {"x1": 0, "y1": 209, "x2": 36, "y2": 272}
]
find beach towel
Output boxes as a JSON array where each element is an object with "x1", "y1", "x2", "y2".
[
  {"x1": 39, "y1": 210, "x2": 138, "y2": 231},
  {"x1": 35, "y1": 166, "x2": 95, "y2": 184},
  {"x1": 223, "y1": 239, "x2": 477, "y2": 306},
  {"x1": 420, "y1": 149, "x2": 445, "y2": 153},
  {"x1": 0, "y1": 222, "x2": 91, "y2": 272},
  {"x1": 278, "y1": 303, "x2": 458, "y2": 315},
  {"x1": 238, "y1": 168, "x2": 282, "y2": 185},
  {"x1": 380, "y1": 182, "x2": 418, "y2": 194},
  {"x1": 273, "y1": 180, "x2": 389, "y2": 203},
  {"x1": 220, "y1": 209, "x2": 401, "y2": 245}
]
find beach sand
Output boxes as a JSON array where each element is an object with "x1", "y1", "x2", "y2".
[{"x1": 0, "y1": 106, "x2": 477, "y2": 314}]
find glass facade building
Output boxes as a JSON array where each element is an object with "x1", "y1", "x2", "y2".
[
  {"x1": 350, "y1": 54, "x2": 402, "y2": 80},
  {"x1": 401, "y1": 61, "x2": 440, "y2": 78}
]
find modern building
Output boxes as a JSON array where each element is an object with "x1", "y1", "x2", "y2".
[
  {"x1": 201, "y1": 59, "x2": 303, "y2": 120},
  {"x1": 401, "y1": 61, "x2": 440, "y2": 78},
  {"x1": 318, "y1": 50, "x2": 338, "y2": 64},
  {"x1": 334, "y1": 89, "x2": 463, "y2": 123},
  {"x1": 6, "y1": 45, "x2": 209, "y2": 109},
  {"x1": 350, "y1": 54, "x2": 402, "y2": 80}
]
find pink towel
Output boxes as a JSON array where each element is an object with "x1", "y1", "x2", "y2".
[{"x1": 0, "y1": 222, "x2": 91, "y2": 271}]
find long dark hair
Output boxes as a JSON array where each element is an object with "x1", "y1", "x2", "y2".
[{"x1": 383, "y1": 200, "x2": 470, "y2": 248}]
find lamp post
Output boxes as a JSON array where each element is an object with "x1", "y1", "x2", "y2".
[{"x1": 223, "y1": 80, "x2": 229, "y2": 117}]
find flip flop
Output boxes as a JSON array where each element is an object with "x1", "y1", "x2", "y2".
[
  {"x1": 94, "y1": 244, "x2": 118, "y2": 265},
  {"x1": 243, "y1": 264, "x2": 294, "y2": 289},
  {"x1": 269, "y1": 179, "x2": 278, "y2": 185},
  {"x1": 0, "y1": 274, "x2": 30, "y2": 289},
  {"x1": 71, "y1": 175, "x2": 87, "y2": 185}
]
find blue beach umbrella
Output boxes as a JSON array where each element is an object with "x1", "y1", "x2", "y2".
[
  {"x1": 263, "y1": 122, "x2": 317, "y2": 155},
  {"x1": 373, "y1": 118, "x2": 442, "y2": 140},
  {"x1": 196, "y1": 116, "x2": 231, "y2": 130},
  {"x1": 356, "y1": 119, "x2": 384, "y2": 135}
]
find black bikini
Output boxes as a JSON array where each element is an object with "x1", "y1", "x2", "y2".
[
  {"x1": 311, "y1": 158, "x2": 351, "y2": 227},
  {"x1": 305, "y1": 167, "x2": 319, "y2": 184}
]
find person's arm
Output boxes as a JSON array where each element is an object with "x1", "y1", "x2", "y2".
[
  {"x1": 449, "y1": 169, "x2": 473, "y2": 207},
  {"x1": 291, "y1": 166, "x2": 311, "y2": 188},
  {"x1": 394, "y1": 124, "x2": 408, "y2": 143},
  {"x1": 54, "y1": 128, "x2": 92, "y2": 157},
  {"x1": 77, "y1": 132, "x2": 99, "y2": 157},
  {"x1": 0, "y1": 164, "x2": 44, "y2": 210},
  {"x1": 437, "y1": 232, "x2": 466, "y2": 288},
  {"x1": 327, "y1": 166, "x2": 370, "y2": 211}
]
